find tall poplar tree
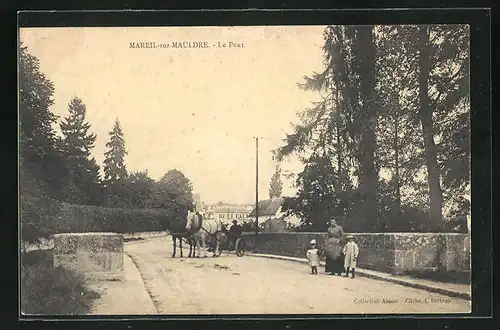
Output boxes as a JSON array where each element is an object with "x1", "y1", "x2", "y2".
[{"x1": 269, "y1": 165, "x2": 283, "y2": 198}]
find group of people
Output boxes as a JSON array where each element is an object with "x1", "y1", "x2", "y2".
[
  {"x1": 306, "y1": 218, "x2": 359, "y2": 279},
  {"x1": 203, "y1": 213, "x2": 359, "y2": 278}
]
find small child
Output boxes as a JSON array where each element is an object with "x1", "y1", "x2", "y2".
[
  {"x1": 342, "y1": 235, "x2": 359, "y2": 279},
  {"x1": 306, "y1": 239, "x2": 320, "y2": 275}
]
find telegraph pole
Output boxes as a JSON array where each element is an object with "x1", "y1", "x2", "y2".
[{"x1": 255, "y1": 137, "x2": 260, "y2": 239}]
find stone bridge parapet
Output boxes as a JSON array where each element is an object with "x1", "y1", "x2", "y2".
[
  {"x1": 242, "y1": 232, "x2": 470, "y2": 275},
  {"x1": 53, "y1": 232, "x2": 124, "y2": 281}
]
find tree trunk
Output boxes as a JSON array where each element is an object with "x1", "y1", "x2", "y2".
[
  {"x1": 335, "y1": 87, "x2": 344, "y2": 195},
  {"x1": 393, "y1": 110, "x2": 402, "y2": 230},
  {"x1": 418, "y1": 26, "x2": 444, "y2": 231},
  {"x1": 355, "y1": 26, "x2": 379, "y2": 232}
]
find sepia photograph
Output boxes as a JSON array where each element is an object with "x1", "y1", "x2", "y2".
[{"x1": 19, "y1": 23, "x2": 472, "y2": 316}]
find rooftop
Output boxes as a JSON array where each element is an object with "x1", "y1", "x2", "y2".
[
  {"x1": 249, "y1": 197, "x2": 285, "y2": 217},
  {"x1": 213, "y1": 206, "x2": 251, "y2": 214}
]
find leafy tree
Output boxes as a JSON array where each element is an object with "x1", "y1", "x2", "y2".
[
  {"x1": 417, "y1": 26, "x2": 444, "y2": 231},
  {"x1": 276, "y1": 26, "x2": 379, "y2": 232},
  {"x1": 19, "y1": 42, "x2": 66, "y2": 199},
  {"x1": 126, "y1": 170, "x2": 155, "y2": 209},
  {"x1": 276, "y1": 25, "x2": 469, "y2": 233},
  {"x1": 280, "y1": 154, "x2": 356, "y2": 231},
  {"x1": 428, "y1": 25, "x2": 470, "y2": 218},
  {"x1": 146, "y1": 169, "x2": 194, "y2": 218},
  {"x1": 59, "y1": 97, "x2": 101, "y2": 204},
  {"x1": 379, "y1": 25, "x2": 469, "y2": 231},
  {"x1": 86, "y1": 157, "x2": 104, "y2": 205},
  {"x1": 374, "y1": 25, "x2": 427, "y2": 230},
  {"x1": 268, "y1": 165, "x2": 283, "y2": 198},
  {"x1": 103, "y1": 119, "x2": 129, "y2": 207},
  {"x1": 352, "y1": 25, "x2": 379, "y2": 230}
]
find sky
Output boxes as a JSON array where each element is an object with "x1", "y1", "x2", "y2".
[{"x1": 20, "y1": 26, "x2": 327, "y2": 205}]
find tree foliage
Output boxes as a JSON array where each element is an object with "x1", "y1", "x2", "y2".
[
  {"x1": 103, "y1": 119, "x2": 128, "y2": 185},
  {"x1": 19, "y1": 42, "x2": 66, "y2": 199},
  {"x1": 126, "y1": 170, "x2": 155, "y2": 209},
  {"x1": 277, "y1": 26, "x2": 380, "y2": 232},
  {"x1": 146, "y1": 169, "x2": 194, "y2": 216},
  {"x1": 280, "y1": 154, "x2": 356, "y2": 232},
  {"x1": 59, "y1": 97, "x2": 101, "y2": 205},
  {"x1": 103, "y1": 119, "x2": 129, "y2": 207},
  {"x1": 19, "y1": 43, "x2": 199, "y2": 242},
  {"x1": 269, "y1": 165, "x2": 283, "y2": 198},
  {"x1": 276, "y1": 25, "x2": 470, "y2": 233}
]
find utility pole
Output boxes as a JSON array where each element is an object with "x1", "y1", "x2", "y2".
[{"x1": 255, "y1": 137, "x2": 260, "y2": 239}]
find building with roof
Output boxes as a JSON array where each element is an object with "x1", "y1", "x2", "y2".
[
  {"x1": 249, "y1": 197, "x2": 302, "y2": 232},
  {"x1": 208, "y1": 204, "x2": 253, "y2": 225}
]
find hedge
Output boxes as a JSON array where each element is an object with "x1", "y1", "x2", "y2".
[{"x1": 21, "y1": 195, "x2": 171, "y2": 243}]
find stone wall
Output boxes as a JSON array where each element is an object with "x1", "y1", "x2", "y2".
[
  {"x1": 242, "y1": 232, "x2": 470, "y2": 275},
  {"x1": 53, "y1": 232, "x2": 124, "y2": 281},
  {"x1": 263, "y1": 218, "x2": 287, "y2": 233}
]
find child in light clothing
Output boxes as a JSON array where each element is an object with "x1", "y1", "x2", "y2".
[
  {"x1": 306, "y1": 239, "x2": 320, "y2": 275},
  {"x1": 343, "y1": 235, "x2": 359, "y2": 278}
]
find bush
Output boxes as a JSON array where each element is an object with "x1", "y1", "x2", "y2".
[
  {"x1": 21, "y1": 194, "x2": 171, "y2": 243},
  {"x1": 21, "y1": 250, "x2": 100, "y2": 315}
]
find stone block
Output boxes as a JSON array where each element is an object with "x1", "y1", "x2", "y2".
[
  {"x1": 358, "y1": 248, "x2": 386, "y2": 271},
  {"x1": 53, "y1": 232, "x2": 123, "y2": 281}
]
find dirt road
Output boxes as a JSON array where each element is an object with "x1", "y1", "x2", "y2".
[{"x1": 123, "y1": 237, "x2": 470, "y2": 315}]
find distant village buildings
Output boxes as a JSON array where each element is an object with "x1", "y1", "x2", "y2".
[
  {"x1": 198, "y1": 198, "x2": 253, "y2": 225},
  {"x1": 249, "y1": 197, "x2": 301, "y2": 232},
  {"x1": 195, "y1": 194, "x2": 302, "y2": 231},
  {"x1": 212, "y1": 205, "x2": 253, "y2": 225}
]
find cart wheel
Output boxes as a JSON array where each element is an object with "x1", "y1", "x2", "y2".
[{"x1": 235, "y1": 238, "x2": 245, "y2": 257}]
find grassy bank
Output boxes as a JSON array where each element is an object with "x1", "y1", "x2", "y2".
[{"x1": 20, "y1": 249, "x2": 100, "y2": 315}]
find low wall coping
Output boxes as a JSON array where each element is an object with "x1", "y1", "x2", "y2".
[{"x1": 53, "y1": 232, "x2": 121, "y2": 237}]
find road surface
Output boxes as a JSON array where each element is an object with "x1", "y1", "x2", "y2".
[{"x1": 124, "y1": 237, "x2": 470, "y2": 315}]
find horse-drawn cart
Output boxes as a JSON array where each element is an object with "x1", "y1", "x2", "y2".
[
  {"x1": 169, "y1": 211, "x2": 247, "y2": 258},
  {"x1": 213, "y1": 234, "x2": 246, "y2": 257},
  {"x1": 198, "y1": 231, "x2": 247, "y2": 257},
  {"x1": 176, "y1": 231, "x2": 246, "y2": 258}
]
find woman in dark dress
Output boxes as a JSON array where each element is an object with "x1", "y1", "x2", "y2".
[{"x1": 324, "y1": 219, "x2": 344, "y2": 275}]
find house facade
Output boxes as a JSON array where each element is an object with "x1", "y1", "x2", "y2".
[
  {"x1": 204, "y1": 204, "x2": 253, "y2": 225},
  {"x1": 249, "y1": 197, "x2": 302, "y2": 232}
]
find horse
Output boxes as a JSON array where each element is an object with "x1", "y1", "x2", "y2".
[
  {"x1": 165, "y1": 210, "x2": 198, "y2": 258},
  {"x1": 170, "y1": 231, "x2": 197, "y2": 258},
  {"x1": 186, "y1": 210, "x2": 224, "y2": 258}
]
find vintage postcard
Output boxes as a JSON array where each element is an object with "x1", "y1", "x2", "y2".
[{"x1": 19, "y1": 23, "x2": 472, "y2": 316}]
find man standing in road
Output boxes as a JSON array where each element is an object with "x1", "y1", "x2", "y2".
[{"x1": 228, "y1": 219, "x2": 242, "y2": 250}]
